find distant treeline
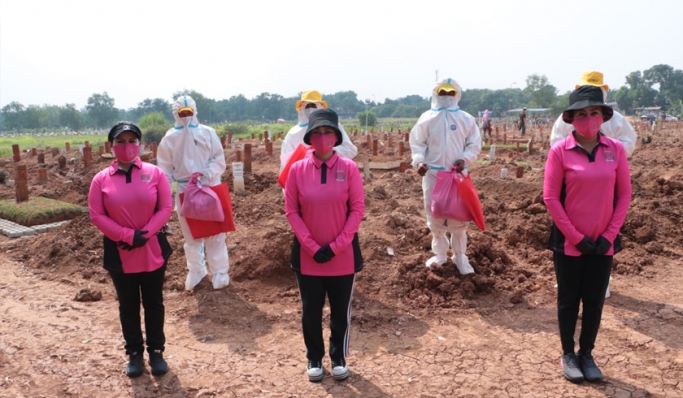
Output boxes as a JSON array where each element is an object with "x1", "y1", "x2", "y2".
[{"x1": 1, "y1": 64, "x2": 681, "y2": 131}]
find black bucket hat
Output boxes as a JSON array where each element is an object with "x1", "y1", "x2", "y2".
[
  {"x1": 108, "y1": 121, "x2": 142, "y2": 142},
  {"x1": 562, "y1": 85, "x2": 614, "y2": 124},
  {"x1": 303, "y1": 109, "x2": 343, "y2": 146}
]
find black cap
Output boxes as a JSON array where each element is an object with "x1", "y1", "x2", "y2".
[
  {"x1": 303, "y1": 109, "x2": 343, "y2": 146},
  {"x1": 562, "y1": 85, "x2": 614, "y2": 124},
  {"x1": 108, "y1": 121, "x2": 142, "y2": 142}
]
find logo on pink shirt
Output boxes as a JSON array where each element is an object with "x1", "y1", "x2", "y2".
[
  {"x1": 335, "y1": 170, "x2": 346, "y2": 182},
  {"x1": 141, "y1": 173, "x2": 151, "y2": 182},
  {"x1": 604, "y1": 151, "x2": 614, "y2": 162}
]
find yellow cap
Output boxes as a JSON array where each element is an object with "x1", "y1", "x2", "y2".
[
  {"x1": 576, "y1": 71, "x2": 609, "y2": 91},
  {"x1": 178, "y1": 106, "x2": 194, "y2": 114},
  {"x1": 436, "y1": 83, "x2": 457, "y2": 93},
  {"x1": 295, "y1": 90, "x2": 329, "y2": 112}
]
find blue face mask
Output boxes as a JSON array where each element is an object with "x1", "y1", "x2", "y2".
[
  {"x1": 438, "y1": 96, "x2": 455, "y2": 108},
  {"x1": 304, "y1": 108, "x2": 318, "y2": 118}
]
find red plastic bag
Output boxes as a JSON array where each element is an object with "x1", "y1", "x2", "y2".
[
  {"x1": 457, "y1": 174, "x2": 486, "y2": 231},
  {"x1": 278, "y1": 144, "x2": 311, "y2": 188},
  {"x1": 431, "y1": 171, "x2": 473, "y2": 222},
  {"x1": 180, "y1": 173, "x2": 225, "y2": 222},
  {"x1": 179, "y1": 182, "x2": 236, "y2": 239}
]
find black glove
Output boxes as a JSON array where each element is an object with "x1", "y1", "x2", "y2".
[
  {"x1": 595, "y1": 236, "x2": 612, "y2": 255},
  {"x1": 131, "y1": 230, "x2": 149, "y2": 249},
  {"x1": 575, "y1": 236, "x2": 597, "y2": 255},
  {"x1": 118, "y1": 241, "x2": 134, "y2": 251},
  {"x1": 313, "y1": 245, "x2": 335, "y2": 264},
  {"x1": 454, "y1": 159, "x2": 465, "y2": 173}
]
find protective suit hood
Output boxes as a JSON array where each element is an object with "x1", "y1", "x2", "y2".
[
  {"x1": 296, "y1": 101, "x2": 326, "y2": 125},
  {"x1": 172, "y1": 96, "x2": 200, "y2": 128},
  {"x1": 430, "y1": 78, "x2": 463, "y2": 110}
]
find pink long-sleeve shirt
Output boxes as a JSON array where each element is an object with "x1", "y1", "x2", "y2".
[
  {"x1": 543, "y1": 133, "x2": 632, "y2": 256},
  {"x1": 285, "y1": 152, "x2": 365, "y2": 276},
  {"x1": 88, "y1": 159, "x2": 173, "y2": 273}
]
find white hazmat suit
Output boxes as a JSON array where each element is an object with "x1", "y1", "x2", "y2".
[
  {"x1": 410, "y1": 78, "x2": 482, "y2": 274},
  {"x1": 280, "y1": 102, "x2": 358, "y2": 171},
  {"x1": 550, "y1": 88, "x2": 637, "y2": 156},
  {"x1": 157, "y1": 96, "x2": 230, "y2": 290}
]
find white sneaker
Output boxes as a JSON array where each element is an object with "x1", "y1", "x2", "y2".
[
  {"x1": 307, "y1": 360, "x2": 324, "y2": 382},
  {"x1": 331, "y1": 358, "x2": 348, "y2": 380},
  {"x1": 426, "y1": 256, "x2": 447, "y2": 268},
  {"x1": 453, "y1": 254, "x2": 475, "y2": 275},
  {"x1": 212, "y1": 272, "x2": 230, "y2": 290},
  {"x1": 185, "y1": 268, "x2": 208, "y2": 291}
]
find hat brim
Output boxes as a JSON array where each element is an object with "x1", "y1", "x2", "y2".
[
  {"x1": 296, "y1": 100, "x2": 328, "y2": 112},
  {"x1": 108, "y1": 124, "x2": 142, "y2": 142},
  {"x1": 303, "y1": 120, "x2": 343, "y2": 147},
  {"x1": 562, "y1": 101, "x2": 614, "y2": 123},
  {"x1": 575, "y1": 83, "x2": 609, "y2": 91},
  {"x1": 178, "y1": 107, "x2": 194, "y2": 114}
]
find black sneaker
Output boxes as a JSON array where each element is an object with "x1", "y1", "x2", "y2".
[
  {"x1": 561, "y1": 353, "x2": 584, "y2": 383},
  {"x1": 126, "y1": 352, "x2": 144, "y2": 378},
  {"x1": 148, "y1": 350, "x2": 169, "y2": 376},
  {"x1": 307, "y1": 360, "x2": 324, "y2": 382},
  {"x1": 578, "y1": 351, "x2": 603, "y2": 381},
  {"x1": 331, "y1": 357, "x2": 349, "y2": 381}
]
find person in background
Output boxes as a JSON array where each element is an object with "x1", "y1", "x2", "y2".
[
  {"x1": 409, "y1": 78, "x2": 482, "y2": 274},
  {"x1": 481, "y1": 109, "x2": 492, "y2": 137},
  {"x1": 285, "y1": 109, "x2": 365, "y2": 382},
  {"x1": 157, "y1": 96, "x2": 230, "y2": 291},
  {"x1": 280, "y1": 90, "x2": 358, "y2": 172},
  {"x1": 544, "y1": 85, "x2": 632, "y2": 383},
  {"x1": 88, "y1": 122, "x2": 173, "y2": 377},
  {"x1": 518, "y1": 107, "x2": 527, "y2": 136},
  {"x1": 550, "y1": 71, "x2": 637, "y2": 156}
]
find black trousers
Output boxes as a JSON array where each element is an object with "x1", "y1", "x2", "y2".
[
  {"x1": 109, "y1": 265, "x2": 166, "y2": 355},
  {"x1": 296, "y1": 272, "x2": 355, "y2": 361},
  {"x1": 554, "y1": 253, "x2": 612, "y2": 355}
]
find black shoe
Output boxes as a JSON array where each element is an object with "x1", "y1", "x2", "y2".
[
  {"x1": 126, "y1": 352, "x2": 144, "y2": 378},
  {"x1": 578, "y1": 351, "x2": 603, "y2": 381},
  {"x1": 306, "y1": 360, "x2": 324, "y2": 382},
  {"x1": 561, "y1": 353, "x2": 584, "y2": 383},
  {"x1": 148, "y1": 350, "x2": 169, "y2": 376},
  {"x1": 331, "y1": 357, "x2": 349, "y2": 380}
]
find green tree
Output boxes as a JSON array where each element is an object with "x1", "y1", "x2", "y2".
[
  {"x1": 524, "y1": 74, "x2": 557, "y2": 107},
  {"x1": 59, "y1": 104, "x2": 84, "y2": 130},
  {"x1": 139, "y1": 112, "x2": 172, "y2": 144},
  {"x1": 357, "y1": 111, "x2": 377, "y2": 127},
  {"x1": 1, "y1": 101, "x2": 25, "y2": 130},
  {"x1": 85, "y1": 92, "x2": 119, "y2": 127},
  {"x1": 132, "y1": 98, "x2": 172, "y2": 122}
]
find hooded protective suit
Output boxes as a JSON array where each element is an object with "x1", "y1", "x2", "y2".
[
  {"x1": 157, "y1": 96, "x2": 230, "y2": 290},
  {"x1": 280, "y1": 101, "x2": 358, "y2": 172},
  {"x1": 409, "y1": 78, "x2": 482, "y2": 273},
  {"x1": 550, "y1": 111, "x2": 636, "y2": 156},
  {"x1": 550, "y1": 88, "x2": 636, "y2": 156}
]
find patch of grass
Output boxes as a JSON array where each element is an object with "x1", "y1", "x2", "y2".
[
  {"x1": 0, "y1": 197, "x2": 83, "y2": 226},
  {"x1": 0, "y1": 135, "x2": 107, "y2": 157}
]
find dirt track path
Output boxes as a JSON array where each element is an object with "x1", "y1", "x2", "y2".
[{"x1": 1, "y1": 252, "x2": 682, "y2": 398}]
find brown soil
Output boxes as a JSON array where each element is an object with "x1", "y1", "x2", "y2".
[{"x1": 1, "y1": 122, "x2": 683, "y2": 397}]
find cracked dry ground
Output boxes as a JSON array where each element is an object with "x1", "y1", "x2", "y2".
[{"x1": 1, "y1": 123, "x2": 683, "y2": 397}]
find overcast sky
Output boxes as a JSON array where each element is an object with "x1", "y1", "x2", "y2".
[{"x1": 1, "y1": 0, "x2": 682, "y2": 110}]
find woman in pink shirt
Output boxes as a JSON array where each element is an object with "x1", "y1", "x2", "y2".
[
  {"x1": 543, "y1": 86, "x2": 632, "y2": 383},
  {"x1": 88, "y1": 122, "x2": 173, "y2": 378},
  {"x1": 285, "y1": 109, "x2": 365, "y2": 382}
]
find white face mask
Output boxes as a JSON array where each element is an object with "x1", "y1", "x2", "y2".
[
  {"x1": 304, "y1": 108, "x2": 318, "y2": 118},
  {"x1": 438, "y1": 96, "x2": 455, "y2": 108}
]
